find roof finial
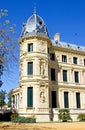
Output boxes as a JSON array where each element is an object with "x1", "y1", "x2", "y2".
[{"x1": 34, "y1": 3, "x2": 37, "y2": 14}]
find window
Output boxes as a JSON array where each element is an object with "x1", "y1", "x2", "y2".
[
  {"x1": 73, "y1": 57, "x2": 77, "y2": 64},
  {"x1": 64, "y1": 92, "x2": 69, "y2": 108},
  {"x1": 28, "y1": 62, "x2": 33, "y2": 75},
  {"x1": 74, "y1": 71, "x2": 79, "y2": 83},
  {"x1": 27, "y1": 87, "x2": 33, "y2": 107},
  {"x1": 28, "y1": 43, "x2": 33, "y2": 52},
  {"x1": 63, "y1": 70, "x2": 67, "y2": 82},
  {"x1": 76, "y1": 93, "x2": 81, "y2": 108},
  {"x1": 51, "y1": 91, "x2": 57, "y2": 108},
  {"x1": 51, "y1": 68, "x2": 56, "y2": 81},
  {"x1": 50, "y1": 53, "x2": 55, "y2": 61},
  {"x1": 48, "y1": 48, "x2": 49, "y2": 53},
  {"x1": 84, "y1": 59, "x2": 85, "y2": 66},
  {"x1": 62, "y1": 55, "x2": 67, "y2": 62}
]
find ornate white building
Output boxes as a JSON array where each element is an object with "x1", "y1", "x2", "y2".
[{"x1": 11, "y1": 11, "x2": 85, "y2": 122}]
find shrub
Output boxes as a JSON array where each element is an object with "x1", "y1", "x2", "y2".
[
  {"x1": 11, "y1": 113, "x2": 19, "y2": 120},
  {"x1": 58, "y1": 109, "x2": 72, "y2": 122},
  {"x1": 11, "y1": 116, "x2": 36, "y2": 123},
  {"x1": 77, "y1": 113, "x2": 85, "y2": 121}
]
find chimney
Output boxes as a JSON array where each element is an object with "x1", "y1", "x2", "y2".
[{"x1": 54, "y1": 33, "x2": 60, "y2": 41}]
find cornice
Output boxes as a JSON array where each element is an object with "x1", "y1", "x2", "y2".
[
  {"x1": 52, "y1": 45, "x2": 85, "y2": 56},
  {"x1": 19, "y1": 34, "x2": 51, "y2": 44},
  {"x1": 58, "y1": 63, "x2": 85, "y2": 71},
  {"x1": 11, "y1": 87, "x2": 20, "y2": 94},
  {"x1": 58, "y1": 84, "x2": 85, "y2": 90}
]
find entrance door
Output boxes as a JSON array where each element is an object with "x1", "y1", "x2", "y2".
[{"x1": 51, "y1": 91, "x2": 56, "y2": 108}]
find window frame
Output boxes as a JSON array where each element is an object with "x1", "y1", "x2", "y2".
[
  {"x1": 50, "y1": 53, "x2": 55, "y2": 61},
  {"x1": 74, "y1": 71, "x2": 79, "y2": 83},
  {"x1": 76, "y1": 92, "x2": 81, "y2": 108},
  {"x1": 28, "y1": 43, "x2": 33, "y2": 52},
  {"x1": 27, "y1": 62, "x2": 33, "y2": 75},
  {"x1": 51, "y1": 68, "x2": 56, "y2": 81},
  {"x1": 27, "y1": 87, "x2": 33, "y2": 107},
  {"x1": 63, "y1": 70, "x2": 67, "y2": 82},
  {"x1": 64, "y1": 92, "x2": 69, "y2": 108},
  {"x1": 73, "y1": 57, "x2": 77, "y2": 64},
  {"x1": 62, "y1": 55, "x2": 67, "y2": 63}
]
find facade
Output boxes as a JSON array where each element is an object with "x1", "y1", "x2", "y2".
[{"x1": 11, "y1": 11, "x2": 85, "y2": 122}]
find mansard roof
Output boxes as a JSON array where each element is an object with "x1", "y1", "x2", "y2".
[{"x1": 52, "y1": 40, "x2": 85, "y2": 53}]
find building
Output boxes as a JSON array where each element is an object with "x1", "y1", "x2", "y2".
[{"x1": 11, "y1": 11, "x2": 85, "y2": 122}]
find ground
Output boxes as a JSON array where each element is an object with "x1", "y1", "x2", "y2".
[{"x1": 0, "y1": 122, "x2": 85, "y2": 130}]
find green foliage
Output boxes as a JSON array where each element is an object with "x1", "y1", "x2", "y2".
[
  {"x1": 7, "y1": 89, "x2": 13, "y2": 107},
  {"x1": 0, "y1": 89, "x2": 6, "y2": 108},
  {"x1": 58, "y1": 109, "x2": 72, "y2": 122},
  {"x1": 11, "y1": 116, "x2": 36, "y2": 123},
  {"x1": 11, "y1": 112, "x2": 19, "y2": 120},
  {"x1": 77, "y1": 113, "x2": 85, "y2": 121}
]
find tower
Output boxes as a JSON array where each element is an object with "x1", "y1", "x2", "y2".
[{"x1": 19, "y1": 11, "x2": 51, "y2": 122}]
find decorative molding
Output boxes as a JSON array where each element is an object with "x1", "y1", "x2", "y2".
[{"x1": 19, "y1": 34, "x2": 51, "y2": 44}]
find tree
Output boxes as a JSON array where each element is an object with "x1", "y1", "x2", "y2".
[
  {"x1": 7, "y1": 89, "x2": 12, "y2": 107},
  {"x1": 0, "y1": 9, "x2": 18, "y2": 87},
  {"x1": 0, "y1": 89, "x2": 6, "y2": 109}
]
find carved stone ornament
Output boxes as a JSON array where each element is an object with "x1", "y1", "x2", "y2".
[
  {"x1": 40, "y1": 91, "x2": 45, "y2": 103},
  {"x1": 40, "y1": 59, "x2": 46, "y2": 76},
  {"x1": 40, "y1": 85, "x2": 46, "y2": 103},
  {"x1": 38, "y1": 41, "x2": 45, "y2": 51}
]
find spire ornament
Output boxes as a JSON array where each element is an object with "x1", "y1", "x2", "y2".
[{"x1": 34, "y1": 3, "x2": 37, "y2": 14}]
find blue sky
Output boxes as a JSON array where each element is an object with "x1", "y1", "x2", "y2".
[{"x1": 0, "y1": 0, "x2": 85, "y2": 95}]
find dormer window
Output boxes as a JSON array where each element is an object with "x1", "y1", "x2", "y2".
[{"x1": 39, "y1": 21, "x2": 42, "y2": 25}]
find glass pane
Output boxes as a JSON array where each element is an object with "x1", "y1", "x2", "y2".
[
  {"x1": 74, "y1": 71, "x2": 79, "y2": 83},
  {"x1": 73, "y1": 57, "x2": 77, "y2": 64},
  {"x1": 28, "y1": 43, "x2": 33, "y2": 52},
  {"x1": 27, "y1": 87, "x2": 33, "y2": 107},
  {"x1": 50, "y1": 53, "x2": 55, "y2": 61},
  {"x1": 63, "y1": 70, "x2": 67, "y2": 82},
  {"x1": 62, "y1": 55, "x2": 67, "y2": 62},
  {"x1": 28, "y1": 62, "x2": 33, "y2": 75},
  {"x1": 76, "y1": 93, "x2": 80, "y2": 108},
  {"x1": 51, "y1": 68, "x2": 56, "y2": 80},
  {"x1": 64, "y1": 92, "x2": 69, "y2": 108}
]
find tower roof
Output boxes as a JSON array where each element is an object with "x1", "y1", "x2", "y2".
[{"x1": 21, "y1": 11, "x2": 49, "y2": 37}]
